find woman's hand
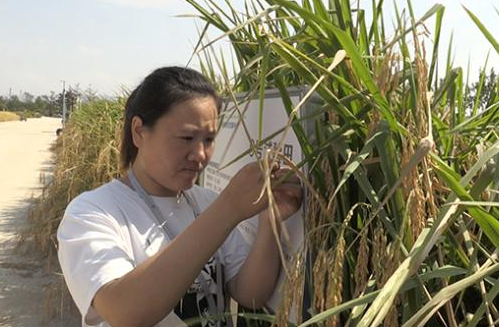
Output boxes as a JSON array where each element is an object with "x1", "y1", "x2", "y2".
[
  {"x1": 218, "y1": 162, "x2": 302, "y2": 223},
  {"x1": 226, "y1": 166, "x2": 302, "y2": 308},
  {"x1": 267, "y1": 167, "x2": 303, "y2": 221},
  {"x1": 218, "y1": 162, "x2": 270, "y2": 221}
]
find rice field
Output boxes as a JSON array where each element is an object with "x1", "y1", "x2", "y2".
[
  {"x1": 182, "y1": 0, "x2": 499, "y2": 325},
  {"x1": 21, "y1": 0, "x2": 499, "y2": 326}
]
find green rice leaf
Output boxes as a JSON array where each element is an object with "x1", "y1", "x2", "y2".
[{"x1": 464, "y1": 6, "x2": 499, "y2": 55}]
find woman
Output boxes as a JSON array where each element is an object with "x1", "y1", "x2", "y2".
[{"x1": 57, "y1": 66, "x2": 302, "y2": 327}]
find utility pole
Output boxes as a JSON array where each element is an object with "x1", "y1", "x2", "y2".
[{"x1": 61, "y1": 80, "x2": 67, "y2": 126}]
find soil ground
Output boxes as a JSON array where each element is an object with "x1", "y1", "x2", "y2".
[{"x1": 0, "y1": 117, "x2": 80, "y2": 326}]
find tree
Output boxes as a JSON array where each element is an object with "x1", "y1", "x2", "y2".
[
  {"x1": 81, "y1": 85, "x2": 99, "y2": 103},
  {"x1": 22, "y1": 92, "x2": 34, "y2": 104},
  {"x1": 0, "y1": 96, "x2": 7, "y2": 111},
  {"x1": 465, "y1": 68, "x2": 498, "y2": 113},
  {"x1": 56, "y1": 87, "x2": 81, "y2": 116},
  {"x1": 7, "y1": 95, "x2": 23, "y2": 111},
  {"x1": 0, "y1": 87, "x2": 87, "y2": 117}
]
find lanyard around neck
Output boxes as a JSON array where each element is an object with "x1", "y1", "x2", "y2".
[
  {"x1": 126, "y1": 169, "x2": 226, "y2": 325},
  {"x1": 127, "y1": 169, "x2": 176, "y2": 240}
]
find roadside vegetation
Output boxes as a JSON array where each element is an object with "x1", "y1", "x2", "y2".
[
  {"x1": 18, "y1": 97, "x2": 125, "y2": 318},
  {"x1": 19, "y1": 98, "x2": 124, "y2": 254},
  {"x1": 0, "y1": 111, "x2": 20, "y2": 122},
  {"x1": 20, "y1": 0, "x2": 499, "y2": 325},
  {"x1": 0, "y1": 85, "x2": 98, "y2": 118}
]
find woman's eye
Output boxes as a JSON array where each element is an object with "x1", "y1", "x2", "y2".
[
  {"x1": 180, "y1": 136, "x2": 193, "y2": 141},
  {"x1": 205, "y1": 137, "x2": 215, "y2": 144}
]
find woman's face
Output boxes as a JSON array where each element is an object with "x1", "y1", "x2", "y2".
[{"x1": 131, "y1": 96, "x2": 218, "y2": 196}]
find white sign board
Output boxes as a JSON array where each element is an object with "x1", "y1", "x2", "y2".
[{"x1": 201, "y1": 90, "x2": 305, "y2": 317}]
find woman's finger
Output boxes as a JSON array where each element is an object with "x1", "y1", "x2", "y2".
[
  {"x1": 273, "y1": 183, "x2": 303, "y2": 201},
  {"x1": 272, "y1": 169, "x2": 301, "y2": 185}
]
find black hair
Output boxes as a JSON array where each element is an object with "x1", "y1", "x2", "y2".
[{"x1": 121, "y1": 66, "x2": 221, "y2": 170}]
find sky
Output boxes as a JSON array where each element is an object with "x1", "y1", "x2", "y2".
[{"x1": 0, "y1": 0, "x2": 498, "y2": 98}]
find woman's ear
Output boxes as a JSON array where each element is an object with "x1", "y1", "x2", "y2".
[{"x1": 131, "y1": 116, "x2": 145, "y2": 148}]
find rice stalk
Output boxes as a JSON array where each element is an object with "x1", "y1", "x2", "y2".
[{"x1": 184, "y1": 1, "x2": 499, "y2": 325}]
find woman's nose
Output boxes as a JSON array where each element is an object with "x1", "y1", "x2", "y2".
[{"x1": 187, "y1": 142, "x2": 206, "y2": 162}]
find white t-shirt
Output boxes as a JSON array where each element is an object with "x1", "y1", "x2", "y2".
[{"x1": 57, "y1": 179, "x2": 250, "y2": 327}]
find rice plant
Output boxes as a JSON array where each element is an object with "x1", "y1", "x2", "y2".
[{"x1": 186, "y1": 0, "x2": 499, "y2": 326}]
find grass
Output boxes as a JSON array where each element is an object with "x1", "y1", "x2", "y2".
[{"x1": 0, "y1": 111, "x2": 20, "y2": 122}]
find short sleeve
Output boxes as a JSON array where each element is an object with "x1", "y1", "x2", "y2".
[{"x1": 57, "y1": 196, "x2": 135, "y2": 325}]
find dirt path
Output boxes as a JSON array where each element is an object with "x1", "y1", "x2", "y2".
[{"x1": 0, "y1": 117, "x2": 80, "y2": 326}]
